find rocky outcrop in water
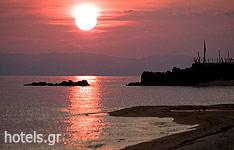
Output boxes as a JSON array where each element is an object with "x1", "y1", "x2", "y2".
[{"x1": 24, "y1": 80, "x2": 90, "y2": 86}]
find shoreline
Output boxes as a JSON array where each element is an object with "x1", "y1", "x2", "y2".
[{"x1": 109, "y1": 104, "x2": 234, "y2": 150}]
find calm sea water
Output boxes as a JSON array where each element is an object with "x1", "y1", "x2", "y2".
[{"x1": 0, "y1": 76, "x2": 234, "y2": 149}]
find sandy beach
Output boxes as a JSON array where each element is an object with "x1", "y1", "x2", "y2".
[{"x1": 109, "y1": 104, "x2": 234, "y2": 150}]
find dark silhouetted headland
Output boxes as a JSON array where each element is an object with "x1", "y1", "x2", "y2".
[
  {"x1": 127, "y1": 41, "x2": 234, "y2": 86},
  {"x1": 24, "y1": 80, "x2": 89, "y2": 86},
  {"x1": 127, "y1": 63, "x2": 234, "y2": 86}
]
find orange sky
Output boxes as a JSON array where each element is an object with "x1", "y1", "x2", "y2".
[{"x1": 0, "y1": 0, "x2": 234, "y2": 58}]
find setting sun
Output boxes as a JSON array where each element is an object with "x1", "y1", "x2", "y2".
[{"x1": 72, "y1": 3, "x2": 100, "y2": 31}]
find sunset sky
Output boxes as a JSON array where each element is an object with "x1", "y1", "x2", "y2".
[{"x1": 0, "y1": 0, "x2": 234, "y2": 58}]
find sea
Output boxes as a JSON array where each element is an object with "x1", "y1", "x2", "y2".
[{"x1": 0, "y1": 76, "x2": 234, "y2": 149}]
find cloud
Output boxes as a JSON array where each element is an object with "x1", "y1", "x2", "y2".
[
  {"x1": 124, "y1": 10, "x2": 136, "y2": 13},
  {"x1": 224, "y1": 11, "x2": 234, "y2": 16}
]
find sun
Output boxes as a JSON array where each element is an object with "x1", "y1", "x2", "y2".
[{"x1": 72, "y1": 3, "x2": 100, "y2": 31}]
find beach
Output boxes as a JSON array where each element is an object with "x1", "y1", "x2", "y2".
[{"x1": 109, "y1": 104, "x2": 234, "y2": 150}]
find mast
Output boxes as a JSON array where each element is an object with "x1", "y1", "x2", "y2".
[
  {"x1": 198, "y1": 51, "x2": 200, "y2": 63},
  {"x1": 203, "y1": 40, "x2": 206, "y2": 63},
  {"x1": 219, "y1": 50, "x2": 221, "y2": 63}
]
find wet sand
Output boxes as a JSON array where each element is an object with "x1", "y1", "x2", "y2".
[{"x1": 109, "y1": 104, "x2": 234, "y2": 150}]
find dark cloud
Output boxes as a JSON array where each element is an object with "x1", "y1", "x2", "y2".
[
  {"x1": 224, "y1": 11, "x2": 234, "y2": 16},
  {"x1": 124, "y1": 10, "x2": 136, "y2": 13}
]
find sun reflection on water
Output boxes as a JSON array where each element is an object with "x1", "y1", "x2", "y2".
[
  {"x1": 75, "y1": 76, "x2": 97, "y2": 85},
  {"x1": 61, "y1": 76, "x2": 110, "y2": 149}
]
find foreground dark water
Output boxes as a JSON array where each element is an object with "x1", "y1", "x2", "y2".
[{"x1": 0, "y1": 76, "x2": 233, "y2": 149}]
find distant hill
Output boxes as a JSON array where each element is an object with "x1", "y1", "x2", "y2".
[{"x1": 0, "y1": 52, "x2": 193, "y2": 76}]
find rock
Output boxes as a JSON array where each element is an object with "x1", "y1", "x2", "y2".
[
  {"x1": 24, "y1": 82, "x2": 47, "y2": 86},
  {"x1": 126, "y1": 82, "x2": 141, "y2": 86},
  {"x1": 24, "y1": 80, "x2": 90, "y2": 86}
]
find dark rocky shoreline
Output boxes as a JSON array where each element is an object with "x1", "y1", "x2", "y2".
[{"x1": 127, "y1": 63, "x2": 234, "y2": 86}]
